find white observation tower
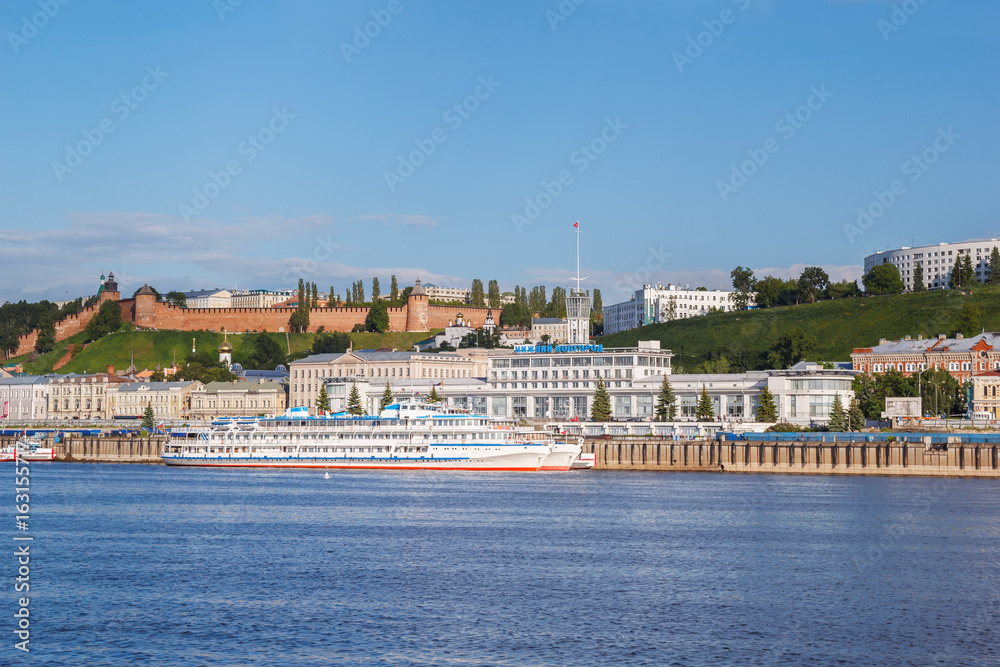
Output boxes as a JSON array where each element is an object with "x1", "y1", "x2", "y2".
[{"x1": 566, "y1": 221, "x2": 591, "y2": 345}]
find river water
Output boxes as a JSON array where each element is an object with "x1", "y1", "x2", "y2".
[{"x1": 8, "y1": 464, "x2": 1000, "y2": 665}]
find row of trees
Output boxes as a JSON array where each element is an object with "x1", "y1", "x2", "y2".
[
  {"x1": 731, "y1": 266, "x2": 860, "y2": 310},
  {"x1": 852, "y1": 368, "x2": 968, "y2": 420}
]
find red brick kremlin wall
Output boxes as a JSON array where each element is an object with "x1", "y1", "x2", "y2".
[{"x1": 14, "y1": 294, "x2": 491, "y2": 357}]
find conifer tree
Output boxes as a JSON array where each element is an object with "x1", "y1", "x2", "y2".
[
  {"x1": 654, "y1": 375, "x2": 676, "y2": 421},
  {"x1": 913, "y1": 263, "x2": 925, "y2": 292},
  {"x1": 380, "y1": 381, "x2": 394, "y2": 411},
  {"x1": 827, "y1": 394, "x2": 846, "y2": 431},
  {"x1": 696, "y1": 385, "x2": 715, "y2": 421},
  {"x1": 347, "y1": 382, "x2": 364, "y2": 415},
  {"x1": 141, "y1": 402, "x2": 155, "y2": 432},
  {"x1": 390, "y1": 275, "x2": 399, "y2": 302},
  {"x1": 372, "y1": 277, "x2": 381, "y2": 301},
  {"x1": 329, "y1": 286, "x2": 335, "y2": 307},
  {"x1": 427, "y1": 384, "x2": 440, "y2": 403},
  {"x1": 847, "y1": 400, "x2": 865, "y2": 432},
  {"x1": 316, "y1": 384, "x2": 331, "y2": 414},
  {"x1": 988, "y1": 247, "x2": 1000, "y2": 285},
  {"x1": 591, "y1": 378, "x2": 611, "y2": 422},
  {"x1": 755, "y1": 387, "x2": 777, "y2": 422}
]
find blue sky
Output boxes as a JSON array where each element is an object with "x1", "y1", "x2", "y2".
[{"x1": 1, "y1": 0, "x2": 997, "y2": 304}]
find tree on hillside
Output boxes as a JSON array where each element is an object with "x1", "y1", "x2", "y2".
[
  {"x1": 35, "y1": 318, "x2": 56, "y2": 354},
  {"x1": 827, "y1": 394, "x2": 847, "y2": 431},
  {"x1": 825, "y1": 279, "x2": 860, "y2": 300},
  {"x1": 380, "y1": 381, "x2": 394, "y2": 411},
  {"x1": 768, "y1": 327, "x2": 816, "y2": 369},
  {"x1": 528, "y1": 286, "x2": 547, "y2": 314},
  {"x1": 500, "y1": 303, "x2": 532, "y2": 328},
  {"x1": 347, "y1": 382, "x2": 364, "y2": 415},
  {"x1": 165, "y1": 291, "x2": 187, "y2": 307},
  {"x1": 470, "y1": 279, "x2": 485, "y2": 307},
  {"x1": 487, "y1": 280, "x2": 501, "y2": 309},
  {"x1": 912, "y1": 263, "x2": 925, "y2": 292},
  {"x1": 756, "y1": 387, "x2": 777, "y2": 422},
  {"x1": 289, "y1": 309, "x2": 309, "y2": 333},
  {"x1": 313, "y1": 332, "x2": 351, "y2": 354},
  {"x1": 863, "y1": 264, "x2": 904, "y2": 294},
  {"x1": 948, "y1": 255, "x2": 975, "y2": 290},
  {"x1": 654, "y1": 375, "x2": 676, "y2": 421},
  {"x1": 753, "y1": 275, "x2": 784, "y2": 308},
  {"x1": 390, "y1": 275, "x2": 399, "y2": 303},
  {"x1": 84, "y1": 300, "x2": 123, "y2": 342},
  {"x1": 591, "y1": 378, "x2": 611, "y2": 421},
  {"x1": 696, "y1": 385, "x2": 715, "y2": 421},
  {"x1": 316, "y1": 384, "x2": 331, "y2": 414},
  {"x1": 365, "y1": 300, "x2": 389, "y2": 333},
  {"x1": 988, "y1": 247, "x2": 1000, "y2": 285},
  {"x1": 142, "y1": 402, "x2": 155, "y2": 431},
  {"x1": 797, "y1": 266, "x2": 829, "y2": 303},
  {"x1": 730, "y1": 266, "x2": 755, "y2": 310},
  {"x1": 548, "y1": 286, "x2": 567, "y2": 319},
  {"x1": 237, "y1": 333, "x2": 285, "y2": 370},
  {"x1": 954, "y1": 301, "x2": 983, "y2": 338}
]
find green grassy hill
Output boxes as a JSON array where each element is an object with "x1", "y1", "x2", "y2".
[
  {"x1": 598, "y1": 287, "x2": 1000, "y2": 371},
  {"x1": 8, "y1": 329, "x2": 438, "y2": 375}
]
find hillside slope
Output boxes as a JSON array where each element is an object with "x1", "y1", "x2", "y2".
[
  {"x1": 598, "y1": 287, "x2": 1000, "y2": 371},
  {"x1": 11, "y1": 329, "x2": 435, "y2": 375}
]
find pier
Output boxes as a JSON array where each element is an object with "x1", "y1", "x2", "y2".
[
  {"x1": 584, "y1": 434, "x2": 1000, "y2": 478},
  {"x1": 1, "y1": 435, "x2": 166, "y2": 464}
]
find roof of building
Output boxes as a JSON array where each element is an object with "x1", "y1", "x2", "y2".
[
  {"x1": 198, "y1": 381, "x2": 286, "y2": 392},
  {"x1": 135, "y1": 283, "x2": 157, "y2": 296},
  {"x1": 0, "y1": 376, "x2": 52, "y2": 385},
  {"x1": 294, "y1": 349, "x2": 468, "y2": 364},
  {"x1": 114, "y1": 381, "x2": 198, "y2": 392},
  {"x1": 183, "y1": 288, "x2": 231, "y2": 298},
  {"x1": 532, "y1": 318, "x2": 566, "y2": 325},
  {"x1": 859, "y1": 332, "x2": 999, "y2": 355},
  {"x1": 410, "y1": 278, "x2": 426, "y2": 296}
]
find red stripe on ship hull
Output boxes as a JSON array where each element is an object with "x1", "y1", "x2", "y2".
[{"x1": 165, "y1": 463, "x2": 542, "y2": 471}]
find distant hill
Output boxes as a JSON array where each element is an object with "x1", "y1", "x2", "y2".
[
  {"x1": 597, "y1": 287, "x2": 1000, "y2": 372},
  {"x1": 9, "y1": 329, "x2": 438, "y2": 375}
]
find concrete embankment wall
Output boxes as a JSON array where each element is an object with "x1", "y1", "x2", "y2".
[
  {"x1": 583, "y1": 436, "x2": 1000, "y2": 478},
  {"x1": 1, "y1": 436, "x2": 166, "y2": 464}
]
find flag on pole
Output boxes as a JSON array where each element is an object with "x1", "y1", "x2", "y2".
[{"x1": 573, "y1": 221, "x2": 579, "y2": 228}]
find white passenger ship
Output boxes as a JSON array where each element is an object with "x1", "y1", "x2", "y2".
[{"x1": 162, "y1": 400, "x2": 582, "y2": 471}]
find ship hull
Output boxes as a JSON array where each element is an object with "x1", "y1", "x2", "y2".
[{"x1": 162, "y1": 449, "x2": 547, "y2": 471}]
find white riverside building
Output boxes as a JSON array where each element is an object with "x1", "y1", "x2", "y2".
[
  {"x1": 0, "y1": 376, "x2": 51, "y2": 421},
  {"x1": 603, "y1": 283, "x2": 740, "y2": 336},
  {"x1": 864, "y1": 238, "x2": 999, "y2": 291},
  {"x1": 323, "y1": 342, "x2": 854, "y2": 428}
]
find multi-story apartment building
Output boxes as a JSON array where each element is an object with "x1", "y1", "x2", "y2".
[
  {"x1": 864, "y1": 238, "x2": 999, "y2": 291},
  {"x1": 47, "y1": 372, "x2": 133, "y2": 420},
  {"x1": 603, "y1": 283, "x2": 741, "y2": 335},
  {"x1": 187, "y1": 381, "x2": 287, "y2": 420},
  {"x1": 0, "y1": 376, "x2": 51, "y2": 421},
  {"x1": 107, "y1": 381, "x2": 202, "y2": 420},
  {"x1": 182, "y1": 288, "x2": 233, "y2": 308},
  {"x1": 289, "y1": 349, "x2": 478, "y2": 412},
  {"x1": 851, "y1": 332, "x2": 1000, "y2": 383},
  {"x1": 230, "y1": 289, "x2": 294, "y2": 308}
]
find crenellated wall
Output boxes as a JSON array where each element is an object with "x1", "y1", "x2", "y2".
[{"x1": 12, "y1": 292, "x2": 497, "y2": 358}]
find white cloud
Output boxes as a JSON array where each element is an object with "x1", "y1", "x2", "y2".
[{"x1": 354, "y1": 213, "x2": 441, "y2": 228}]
